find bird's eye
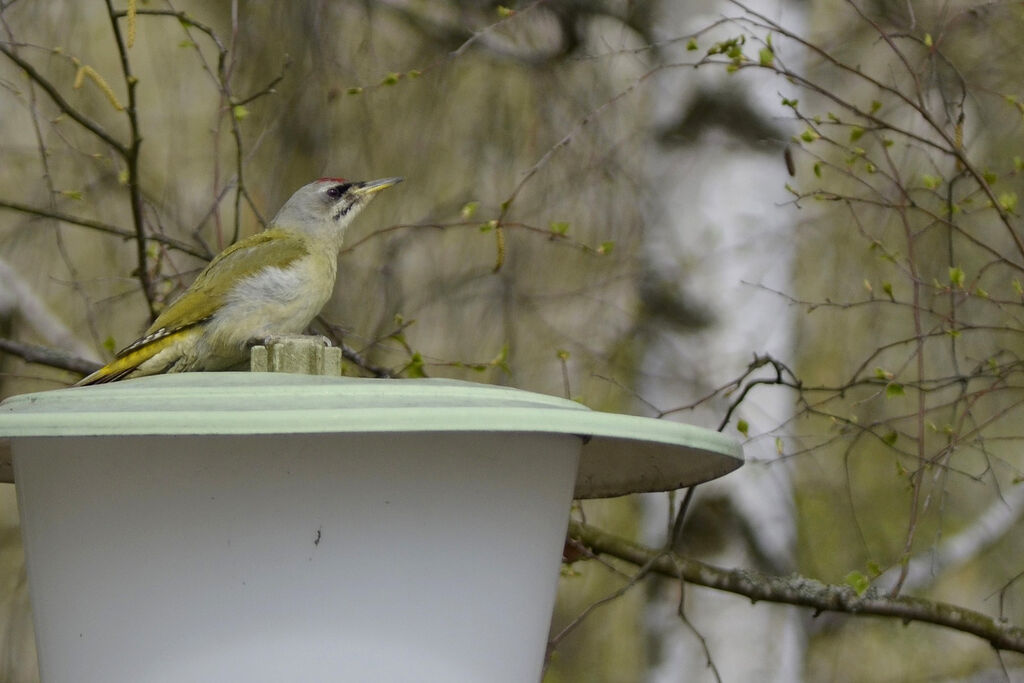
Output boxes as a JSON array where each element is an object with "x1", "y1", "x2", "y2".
[{"x1": 326, "y1": 183, "x2": 351, "y2": 199}]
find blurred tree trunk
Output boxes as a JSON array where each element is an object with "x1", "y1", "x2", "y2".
[{"x1": 635, "y1": 0, "x2": 806, "y2": 679}]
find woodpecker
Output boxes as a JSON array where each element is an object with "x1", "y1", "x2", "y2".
[{"x1": 76, "y1": 176, "x2": 402, "y2": 385}]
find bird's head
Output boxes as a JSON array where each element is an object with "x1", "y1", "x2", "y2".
[{"x1": 271, "y1": 176, "x2": 403, "y2": 245}]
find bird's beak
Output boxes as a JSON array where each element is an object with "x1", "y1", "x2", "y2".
[{"x1": 353, "y1": 177, "x2": 403, "y2": 197}]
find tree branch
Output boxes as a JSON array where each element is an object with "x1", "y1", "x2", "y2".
[
  {"x1": 0, "y1": 337, "x2": 99, "y2": 376},
  {"x1": 110, "y1": 8, "x2": 227, "y2": 55},
  {"x1": 0, "y1": 198, "x2": 209, "y2": 259},
  {"x1": 312, "y1": 316, "x2": 395, "y2": 378},
  {"x1": 0, "y1": 42, "x2": 128, "y2": 157},
  {"x1": 105, "y1": 0, "x2": 154, "y2": 318},
  {"x1": 569, "y1": 520, "x2": 1024, "y2": 653}
]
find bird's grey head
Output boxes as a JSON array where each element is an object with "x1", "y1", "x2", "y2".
[{"x1": 271, "y1": 176, "x2": 403, "y2": 243}]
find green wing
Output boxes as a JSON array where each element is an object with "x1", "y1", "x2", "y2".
[
  {"x1": 142, "y1": 228, "x2": 310, "y2": 340},
  {"x1": 75, "y1": 230, "x2": 311, "y2": 384}
]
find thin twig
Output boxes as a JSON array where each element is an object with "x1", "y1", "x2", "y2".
[
  {"x1": 548, "y1": 549, "x2": 665, "y2": 651},
  {"x1": 313, "y1": 316, "x2": 395, "y2": 378},
  {"x1": 677, "y1": 587, "x2": 723, "y2": 683},
  {"x1": 0, "y1": 20, "x2": 105, "y2": 349},
  {"x1": 726, "y1": 0, "x2": 1024, "y2": 263},
  {"x1": 0, "y1": 42, "x2": 127, "y2": 156},
  {"x1": 0, "y1": 198, "x2": 209, "y2": 259}
]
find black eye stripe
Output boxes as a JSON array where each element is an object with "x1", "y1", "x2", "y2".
[{"x1": 326, "y1": 183, "x2": 352, "y2": 199}]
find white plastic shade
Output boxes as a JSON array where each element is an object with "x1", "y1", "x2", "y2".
[
  {"x1": 14, "y1": 431, "x2": 582, "y2": 682},
  {"x1": 0, "y1": 373, "x2": 742, "y2": 683},
  {"x1": 0, "y1": 373, "x2": 742, "y2": 497}
]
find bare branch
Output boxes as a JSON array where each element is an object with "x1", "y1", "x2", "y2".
[
  {"x1": 0, "y1": 198, "x2": 209, "y2": 259},
  {"x1": 105, "y1": 0, "x2": 154, "y2": 318},
  {"x1": 724, "y1": 0, "x2": 1024, "y2": 263},
  {"x1": 110, "y1": 8, "x2": 226, "y2": 54},
  {"x1": 0, "y1": 42, "x2": 128, "y2": 156},
  {"x1": 569, "y1": 520, "x2": 1024, "y2": 653},
  {"x1": 0, "y1": 337, "x2": 98, "y2": 376},
  {"x1": 313, "y1": 317, "x2": 395, "y2": 378}
]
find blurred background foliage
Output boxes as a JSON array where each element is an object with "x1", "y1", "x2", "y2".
[{"x1": 3, "y1": 0, "x2": 1024, "y2": 681}]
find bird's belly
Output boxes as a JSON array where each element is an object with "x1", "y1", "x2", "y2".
[{"x1": 196, "y1": 261, "x2": 334, "y2": 368}]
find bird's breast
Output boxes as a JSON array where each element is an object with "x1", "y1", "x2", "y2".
[{"x1": 210, "y1": 254, "x2": 337, "y2": 350}]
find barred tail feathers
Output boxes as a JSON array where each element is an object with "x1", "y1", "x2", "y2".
[{"x1": 75, "y1": 329, "x2": 193, "y2": 385}]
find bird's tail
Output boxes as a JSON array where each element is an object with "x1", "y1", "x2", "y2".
[{"x1": 75, "y1": 332, "x2": 184, "y2": 386}]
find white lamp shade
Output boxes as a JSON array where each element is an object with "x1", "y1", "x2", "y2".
[{"x1": 1, "y1": 374, "x2": 742, "y2": 682}]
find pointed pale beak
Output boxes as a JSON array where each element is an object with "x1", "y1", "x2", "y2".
[{"x1": 352, "y1": 177, "x2": 403, "y2": 197}]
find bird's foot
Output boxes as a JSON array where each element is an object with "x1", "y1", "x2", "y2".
[{"x1": 251, "y1": 333, "x2": 334, "y2": 349}]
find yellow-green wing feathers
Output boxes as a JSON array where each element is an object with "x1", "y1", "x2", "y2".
[
  {"x1": 143, "y1": 229, "x2": 310, "y2": 338},
  {"x1": 76, "y1": 230, "x2": 310, "y2": 385}
]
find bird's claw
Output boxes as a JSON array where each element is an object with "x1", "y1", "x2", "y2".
[{"x1": 251, "y1": 334, "x2": 334, "y2": 348}]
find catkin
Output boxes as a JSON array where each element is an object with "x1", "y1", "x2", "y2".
[
  {"x1": 81, "y1": 65, "x2": 124, "y2": 111},
  {"x1": 126, "y1": 0, "x2": 136, "y2": 48}
]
